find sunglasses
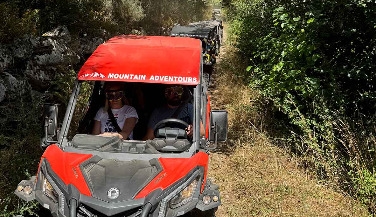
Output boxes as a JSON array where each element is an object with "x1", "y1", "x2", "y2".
[
  {"x1": 106, "y1": 90, "x2": 124, "y2": 101},
  {"x1": 165, "y1": 86, "x2": 184, "y2": 96}
]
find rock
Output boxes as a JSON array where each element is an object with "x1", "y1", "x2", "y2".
[
  {"x1": 79, "y1": 37, "x2": 105, "y2": 55},
  {"x1": 0, "y1": 46, "x2": 12, "y2": 70},
  {"x1": 0, "y1": 82, "x2": 5, "y2": 102},
  {"x1": 11, "y1": 35, "x2": 35, "y2": 59},
  {"x1": 0, "y1": 72, "x2": 26, "y2": 103},
  {"x1": 42, "y1": 26, "x2": 71, "y2": 41},
  {"x1": 4, "y1": 72, "x2": 19, "y2": 91},
  {"x1": 0, "y1": 26, "x2": 104, "y2": 99}
]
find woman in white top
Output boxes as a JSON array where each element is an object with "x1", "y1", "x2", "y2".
[{"x1": 92, "y1": 82, "x2": 138, "y2": 139}]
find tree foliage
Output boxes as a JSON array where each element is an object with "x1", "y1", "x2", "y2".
[
  {"x1": 0, "y1": 0, "x2": 210, "y2": 42},
  {"x1": 136, "y1": 0, "x2": 210, "y2": 35}
]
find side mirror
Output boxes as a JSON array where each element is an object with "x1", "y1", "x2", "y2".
[
  {"x1": 209, "y1": 110, "x2": 228, "y2": 145},
  {"x1": 41, "y1": 104, "x2": 59, "y2": 149}
]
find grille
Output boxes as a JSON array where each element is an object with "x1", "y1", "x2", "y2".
[
  {"x1": 82, "y1": 162, "x2": 96, "y2": 174},
  {"x1": 77, "y1": 203, "x2": 142, "y2": 217}
]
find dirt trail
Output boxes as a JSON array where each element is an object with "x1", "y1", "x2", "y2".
[{"x1": 206, "y1": 24, "x2": 369, "y2": 217}]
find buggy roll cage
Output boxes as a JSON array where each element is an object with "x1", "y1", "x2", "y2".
[{"x1": 43, "y1": 35, "x2": 227, "y2": 150}]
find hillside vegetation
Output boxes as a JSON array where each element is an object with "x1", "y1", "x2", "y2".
[
  {"x1": 0, "y1": 0, "x2": 212, "y2": 216},
  {"x1": 208, "y1": 32, "x2": 369, "y2": 216},
  {"x1": 223, "y1": 0, "x2": 376, "y2": 213}
]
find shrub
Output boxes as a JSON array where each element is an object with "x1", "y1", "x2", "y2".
[
  {"x1": 0, "y1": 81, "x2": 44, "y2": 216},
  {"x1": 226, "y1": 0, "x2": 376, "y2": 212},
  {"x1": 0, "y1": 2, "x2": 38, "y2": 43}
]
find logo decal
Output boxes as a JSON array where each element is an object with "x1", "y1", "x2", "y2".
[
  {"x1": 80, "y1": 72, "x2": 105, "y2": 79},
  {"x1": 107, "y1": 187, "x2": 120, "y2": 199}
]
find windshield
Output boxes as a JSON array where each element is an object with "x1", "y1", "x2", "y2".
[{"x1": 64, "y1": 81, "x2": 197, "y2": 154}]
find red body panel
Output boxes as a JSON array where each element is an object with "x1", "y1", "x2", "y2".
[
  {"x1": 135, "y1": 152, "x2": 209, "y2": 199},
  {"x1": 78, "y1": 35, "x2": 202, "y2": 85},
  {"x1": 41, "y1": 145, "x2": 93, "y2": 196}
]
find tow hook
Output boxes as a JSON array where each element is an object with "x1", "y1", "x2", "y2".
[{"x1": 14, "y1": 176, "x2": 36, "y2": 202}]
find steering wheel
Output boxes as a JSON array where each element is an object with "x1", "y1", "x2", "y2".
[{"x1": 153, "y1": 118, "x2": 189, "y2": 138}]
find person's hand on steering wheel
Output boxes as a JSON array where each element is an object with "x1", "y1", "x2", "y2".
[{"x1": 186, "y1": 124, "x2": 193, "y2": 137}]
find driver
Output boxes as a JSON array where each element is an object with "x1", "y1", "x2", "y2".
[{"x1": 143, "y1": 85, "x2": 203, "y2": 140}]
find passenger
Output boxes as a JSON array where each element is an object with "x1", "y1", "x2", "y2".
[
  {"x1": 92, "y1": 82, "x2": 138, "y2": 139},
  {"x1": 143, "y1": 85, "x2": 204, "y2": 140}
]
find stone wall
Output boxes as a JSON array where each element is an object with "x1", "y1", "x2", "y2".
[{"x1": 0, "y1": 26, "x2": 104, "y2": 103}]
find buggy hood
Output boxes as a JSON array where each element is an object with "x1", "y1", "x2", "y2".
[
  {"x1": 40, "y1": 145, "x2": 208, "y2": 203},
  {"x1": 78, "y1": 35, "x2": 202, "y2": 85}
]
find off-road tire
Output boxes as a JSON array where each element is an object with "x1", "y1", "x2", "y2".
[{"x1": 185, "y1": 208, "x2": 217, "y2": 217}]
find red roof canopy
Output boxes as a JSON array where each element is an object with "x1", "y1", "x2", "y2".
[{"x1": 78, "y1": 35, "x2": 202, "y2": 85}]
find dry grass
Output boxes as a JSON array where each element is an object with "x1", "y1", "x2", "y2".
[
  {"x1": 209, "y1": 144, "x2": 368, "y2": 217},
  {"x1": 206, "y1": 28, "x2": 369, "y2": 216}
]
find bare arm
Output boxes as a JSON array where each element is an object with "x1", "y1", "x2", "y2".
[
  {"x1": 143, "y1": 127, "x2": 155, "y2": 140},
  {"x1": 200, "y1": 121, "x2": 205, "y2": 137},
  {"x1": 94, "y1": 118, "x2": 137, "y2": 139},
  {"x1": 92, "y1": 120, "x2": 101, "y2": 135},
  {"x1": 119, "y1": 117, "x2": 138, "y2": 139}
]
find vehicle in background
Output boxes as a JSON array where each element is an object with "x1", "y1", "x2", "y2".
[
  {"x1": 170, "y1": 21, "x2": 223, "y2": 85},
  {"x1": 170, "y1": 20, "x2": 222, "y2": 67},
  {"x1": 188, "y1": 20, "x2": 223, "y2": 55}
]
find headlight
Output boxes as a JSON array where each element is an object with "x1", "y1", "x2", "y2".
[
  {"x1": 41, "y1": 173, "x2": 59, "y2": 203},
  {"x1": 169, "y1": 178, "x2": 199, "y2": 209},
  {"x1": 158, "y1": 170, "x2": 203, "y2": 217}
]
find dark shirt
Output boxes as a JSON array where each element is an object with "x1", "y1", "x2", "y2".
[{"x1": 147, "y1": 103, "x2": 193, "y2": 130}]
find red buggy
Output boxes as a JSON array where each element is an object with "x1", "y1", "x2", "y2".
[{"x1": 15, "y1": 35, "x2": 228, "y2": 217}]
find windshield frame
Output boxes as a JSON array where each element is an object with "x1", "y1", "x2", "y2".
[{"x1": 58, "y1": 80, "x2": 203, "y2": 149}]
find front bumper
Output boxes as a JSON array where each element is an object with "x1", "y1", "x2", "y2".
[{"x1": 15, "y1": 165, "x2": 221, "y2": 217}]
